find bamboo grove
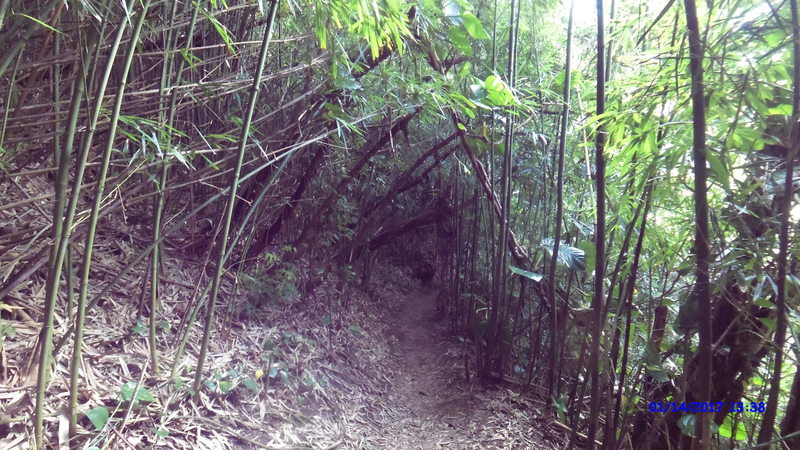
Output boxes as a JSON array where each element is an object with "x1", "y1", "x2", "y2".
[{"x1": 0, "y1": 0, "x2": 798, "y2": 448}]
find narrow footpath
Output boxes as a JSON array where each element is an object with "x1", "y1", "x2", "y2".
[{"x1": 365, "y1": 286, "x2": 559, "y2": 449}]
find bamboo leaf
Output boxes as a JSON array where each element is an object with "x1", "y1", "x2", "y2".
[
  {"x1": 17, "y1": 13, "x2": 64, "y2": 35},
  {"x1": 707, "y1": 150, "x2": 730, "y2": 190},
  {"x1": 509, "y1": 265, "x2": 543, "y2": 282},
  {"x1": 202, "y1": 8, "x2": 237, "y2": 56}
]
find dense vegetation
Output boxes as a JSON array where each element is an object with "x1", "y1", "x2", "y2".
[{"x1": 0, "y1": 0, "x2": 798, "y2": 448}]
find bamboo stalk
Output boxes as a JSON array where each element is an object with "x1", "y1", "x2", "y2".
[{"x1": 193, "y1": 0, "x2": 281, "y2": 394}]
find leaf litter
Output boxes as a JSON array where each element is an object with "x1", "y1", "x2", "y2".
[{"x1": 0, "y1": 193, "x2": 565, "y2": 448}]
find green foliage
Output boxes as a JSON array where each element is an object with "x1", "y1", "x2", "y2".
[
  {"x1": 86, "y1": 407, "x2": 109, "y2": 430},
  {"x1": 508, "y1": 265, "x2": 543, "y2": 282},
  {"x1": 241, "y1": 254, "x2": 300, "y2": 307},
  {"x1": 718, "y1": 415, "x2": 747, "y2": 441},
  {"x1": 314, "y1": 0, "x2": 411, "y2": 58},
  {"x1": 119, "y1": 381, "x2": 155, "y2": 406},
  {"x1": 541, "y1": 238, "x2": 586, "y2": 272}
]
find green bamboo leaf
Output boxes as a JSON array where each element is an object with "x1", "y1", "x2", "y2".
[
  {"x1": 202, "y1": 9, "x2": 237, "y2": 56},
  {"x1": 17, "y1": 13, "x2": 64, "y2": 35},
  {"x1": 707, "y1": 151, "x2": 730, "y2": 190},
  {"x1": 509, "y1": 265, "x2": 543, "y2": 282}
]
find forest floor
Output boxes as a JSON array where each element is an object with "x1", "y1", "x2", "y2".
[
  {"x1": 0, "y1": 233, "x2": 565, "y2": 448},
  {"x1": 370, "y1": 284, "x2": 559, "y2": 449}
]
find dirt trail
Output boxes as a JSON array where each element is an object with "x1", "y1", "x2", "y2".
[
  {"x1": 374, "y1": 286, "x2": 480, "y2": 448},
  {"x1": 361, "y1": 284, "x2": 557, "y2": 449}
]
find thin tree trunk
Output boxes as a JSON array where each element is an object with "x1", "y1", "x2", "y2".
[
  {"x1": 758, "y1": 0, "x2": 799, "y2": 443},
  {"x1": 683, "y1": 0, "x2": 712, "y2": 446},
  {"x1": 548, "y1": 0, "x2": 573, "y2": 399},
  {"x1": 587, "y1": 0, "x2": 607, "y2": 446},
  {"x1": 193, "y1": 0, "x2": 280, "y2": 395},
  {"x1": 34, "y1": 4, "x2": 131, "y2": 443},
  {"x1": 67, "y1": 2, "x2": 151, "y2": 439}
]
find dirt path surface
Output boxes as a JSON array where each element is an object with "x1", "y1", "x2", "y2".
[
  {"x1": 367, "y1": 286, "x2": 558, "y2": 449},
  {"x1": 377, "y1": 286, "x2": 475, "y2": 448}
]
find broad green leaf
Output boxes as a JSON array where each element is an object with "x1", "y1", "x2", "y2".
[
  {"x1": 645, "y1": 364, "x2": 669, "y2": 382},
  {"x1": 508, "y1": 265, "x2": 543, "y2": 282},
  {"x1": 576, "y1": 241, "x2": 596, "y2": 272},
  {"x1": 448, "y1": 26, "x2": 473, "y2": 56},
  {"x1": 458, "y1": 62, "x2": 471, "y2": 78},
  {"x1": 763, "y1": 28, "x2": 786, "y2": 47},
  {"x1": 153, "y1": 428, "x2": 170, "y2": 438},
  {"x1": 461, "y1": 12, "x2": 489, "y2": 39},
  {"x1": 758, "y1": 317, "x2": 776, "y2": 332},
  {"x1": 86, "y1": 407, "x2": 109, "y2": 430},
  {"x1": 768, "y1": 104, "x2": 792, "y2": 116},
  {"x1": 483, "y1": 75, "x2": 515, "y2": 107},
  {"x1": 541, "y1": 238, "x2": 586, "y2": 272}
]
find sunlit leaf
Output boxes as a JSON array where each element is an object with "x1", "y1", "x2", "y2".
[
  {"x1": 718, "y1": 415, "x2": 747, "y2": 440},
  {"x1": 448, "y1": 26, "x2": 473, "y2": 56},
  {"x1": 509, "y1": 265, "x2": 543, "y2": 282},
  {"x1": 443, "y1": 0, "x2": 462, "y2": 25},
  {"x1": 18, "y1": 14, "x2": 64, "y2": 35},
  {"x1": 461, "y1": 12, "x2": 489, "y2": 39}
]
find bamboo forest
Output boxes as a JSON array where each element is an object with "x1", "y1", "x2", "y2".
[{"x1": 0, "y1": 0, "x2": 799, "y2": 448}]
